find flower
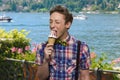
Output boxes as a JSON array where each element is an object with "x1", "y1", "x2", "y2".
[
  {"x1": 90, "y1": 52, "x2": 96, "y2": 59},
  {"x1": 17, "y1": 48, "x2": 23, "y2": 53},
  {"x1": 25, "y1": 46, "x2": 30, "y2": 50},
  {"x1": 32, "y1": 43, "x2": 40, "y2": 53},
  {"x1": 112, "y1": 57, "x2": 120, "y2": 64},
  {"x1": 32, "y1": 47, "x2": 37, "y2": 53},
  {"x1": 11, "y1": 47, "x2": 17, "y2": 52}
]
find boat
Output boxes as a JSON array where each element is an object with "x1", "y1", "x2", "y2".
[
  {"x1": 0, "y1": 15, "x2": 12, "y2": 22},
  {"x1": 74, "y1": 14, "x2": 87, "y2": 20}
]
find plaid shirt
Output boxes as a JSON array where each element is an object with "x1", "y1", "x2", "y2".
[{"x1": 35, "y1": 35, "x2": 90, "y2": 80}]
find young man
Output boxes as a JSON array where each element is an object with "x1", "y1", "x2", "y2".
[{"x1": 35, "y1": 5, "x2": 91, "y2": 80}]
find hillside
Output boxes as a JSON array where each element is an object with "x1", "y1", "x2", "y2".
[{"x1": 0, "y1": 0, "x2": 120, "y2": 13}]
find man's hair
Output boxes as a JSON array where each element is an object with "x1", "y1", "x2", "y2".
[{"x1": 50, "y1": 5, "x2": 73, "y2": 24}]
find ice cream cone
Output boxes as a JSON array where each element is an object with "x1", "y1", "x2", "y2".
[
  {"x1": 48, "y1": 37, "x2": 56, "y2": 45},
  {"x1": 48, "y1": 30, "x2": 57, "y2": 45},
  {"x1": 45, "y1": 30, "x2": 56, "y2": 61}
]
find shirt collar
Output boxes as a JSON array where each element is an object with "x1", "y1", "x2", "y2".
[
  {"x1": 63, "y1": 34, "x2": 70, "y2": 42},
  {"x1": 55, "y1": 34, "x2": 70, "y2": 46}
]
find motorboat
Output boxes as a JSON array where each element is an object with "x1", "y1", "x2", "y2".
[
  {"x1": 74, "y1": 14, "x2": 87, "y2": 20},
  {"x1": 0, "y1": 15, "x2": 12, "y2": 22}
]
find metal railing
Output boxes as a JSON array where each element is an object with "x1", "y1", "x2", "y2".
[{"x1": 0, "y1": 58, "x2": 120, "y2": 80}]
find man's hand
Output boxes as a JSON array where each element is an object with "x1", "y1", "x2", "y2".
[{"x1": 44, "y1": 44, "x2": 54, "y2": 61}]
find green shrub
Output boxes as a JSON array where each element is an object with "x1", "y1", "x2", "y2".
[
  {"x1": 0, "y1": 28, "x2": 35, "y2": 61},
  {"x1": 90, "y1": 52, "x2": 120, "y2": 80}
]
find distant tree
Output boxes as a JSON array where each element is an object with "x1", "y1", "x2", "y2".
[
  {"x1": 10, "y1": 1, "x2": 17, "y2": 11},
  {"x1": 30, "y1": 2, "x2": 44, "y2": 10},
  {"x1": 22, "y1": 1, "x2": 28, "y2": 7},
  {"x1": 0, "y1": 0, "x2": 2, "y2": 6},
  {"x1": 0, "y1": 0, "x2": 120, "y2": 12}
]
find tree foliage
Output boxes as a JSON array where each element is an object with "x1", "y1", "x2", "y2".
[{"x1": 0, "y1": 0, "x2": 120, "y2": 12}]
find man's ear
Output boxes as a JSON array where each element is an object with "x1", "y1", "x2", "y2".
[{"x1": 65, "y1": 22, "x2": 71, "y2": 29}]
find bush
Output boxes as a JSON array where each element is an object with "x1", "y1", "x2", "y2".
[
  {"x1": 0, "y1": 29, "x2": 35, "y2": 61},
  {"x1": 0, "y1": 28, "x2": 36, "y2": 79},
  {"x1": 90, "y1": 52, "x2": 120, "y2": 80}
]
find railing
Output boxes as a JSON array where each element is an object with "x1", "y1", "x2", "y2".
[
  {"x1": 90, "y1": 68, "x2": 120, "y2": 80},
  {"x1": 0, "y1": 58, "x2": 37, "y2": 80},
  {"x1": 0, "y1": 58, "x2": 120, "y2": 80}
]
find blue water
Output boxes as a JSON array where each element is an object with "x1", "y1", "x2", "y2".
[{"x1": 0, "y1": 12, "x2": 120, "y2": 60}]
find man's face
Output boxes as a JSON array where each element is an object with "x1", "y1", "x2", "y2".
[{"x1": 50, "y1": 12, "x2": 70, "y2": 40}]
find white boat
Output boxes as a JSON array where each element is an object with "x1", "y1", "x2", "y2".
[
  {"x1": 74, "y1": 14, "x2": 87, "y2": 20},
  {"x1": 0, "y1": 14, "x2": 12, "y2": 22}
]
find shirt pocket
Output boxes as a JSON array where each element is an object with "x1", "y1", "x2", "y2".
[{"x1": 66, "y1": 59, "x2": 76, "y2": 74}]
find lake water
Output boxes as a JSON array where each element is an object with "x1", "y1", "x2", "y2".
[{"x1": 0, "y1": 12, "x2": 120, "y2": 60}]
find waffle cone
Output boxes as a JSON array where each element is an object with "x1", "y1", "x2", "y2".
[{"x1": 48, "y1": 37, "x2": 56, "y2": 45}]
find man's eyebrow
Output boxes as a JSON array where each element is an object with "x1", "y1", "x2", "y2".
[{"x1": 50, "y1": 19, "x2": 60, "y2": 22}]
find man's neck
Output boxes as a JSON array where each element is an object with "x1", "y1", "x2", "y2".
[{"x1": 59, "y1": 32, "x2": 69, "y2": 41}]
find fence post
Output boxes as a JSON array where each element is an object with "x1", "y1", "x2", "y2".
[{"x1": 96, "y1": 68, "x2": 102, "y2": 80}]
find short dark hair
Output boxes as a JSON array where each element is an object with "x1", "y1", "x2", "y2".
[{"x1": 50, "y1": 5, "x2": 73, "y2": 24}]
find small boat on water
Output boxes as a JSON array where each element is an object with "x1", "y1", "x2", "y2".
[
  {"x1": 0, "y1": 15, "x2": 12, "y2": 22},
  {"x1": 74, "y1": 14, "x2": 87, "y2": 20}
]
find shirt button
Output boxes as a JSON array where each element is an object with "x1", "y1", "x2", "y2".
[
  {"x1": 68, "y1": 63, "x2": 71, "y2": 65},
  {"x1": 60, "y1": 61, "x2": 62, "y2": 64},
  {"x1": 60, "y1": 70, "x2": 62, "y2": 73}
]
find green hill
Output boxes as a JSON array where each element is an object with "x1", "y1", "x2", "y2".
[{"x1": 0, "y1": 0, "x2": 120, "y2": 13}]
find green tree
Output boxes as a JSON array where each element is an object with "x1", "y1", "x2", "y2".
[{"x1": 10, "y1": 1, "x2": 17, "y2": 11}]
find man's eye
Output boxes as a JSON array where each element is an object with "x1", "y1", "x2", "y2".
[
  {"x1": 56, "y1": 22, "x2": 60, "y2": 24},
  {"x1": 50, "y1": 21, "x2": 52, "y2": 24}
]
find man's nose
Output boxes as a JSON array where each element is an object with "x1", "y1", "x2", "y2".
[{"x1": 51, "y1": 22, "x2": 55, "y2": 29}]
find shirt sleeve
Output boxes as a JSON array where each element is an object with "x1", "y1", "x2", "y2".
[
  {"x1": 80, "y1": 42, "x2": 91, "y2": 70},
  {"x1": 35, "y1": 43, "x2": 45, "y2": 65}
]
